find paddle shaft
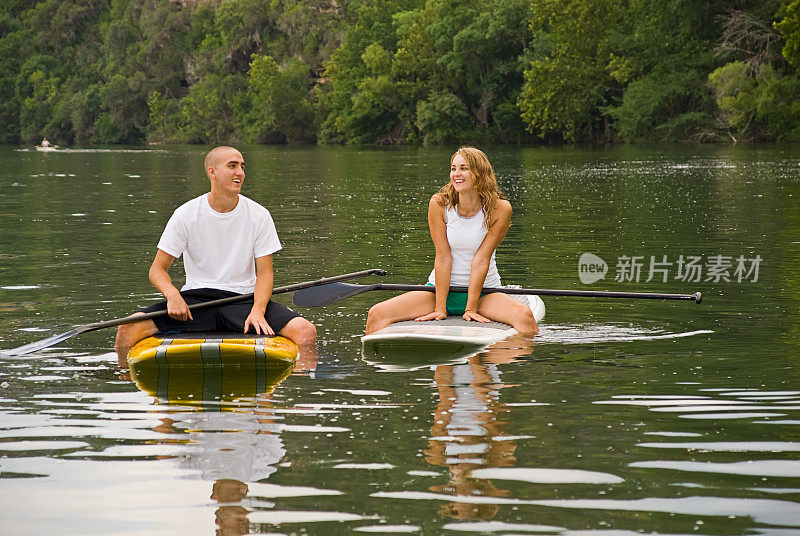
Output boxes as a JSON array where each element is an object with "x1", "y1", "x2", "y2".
[
  {"x1": 88, "y1": 269, "x2": 389, "y2": 330},
  {"x1": 370, "y1": 284, "x2": 702, "y2": 303},
  {"x1": 391, "y1": 284, "x2": 701, "y2": 302},
  {"x1": 2, "y1": 268, "x2": 386, "y2": 356},
  {"x1": 292, "y1": 281, "x2": 703, "y2": 308}
]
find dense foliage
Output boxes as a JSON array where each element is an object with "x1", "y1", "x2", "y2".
[{"x1": 2, "y1": 0, "x2": 799, "y2": 145}]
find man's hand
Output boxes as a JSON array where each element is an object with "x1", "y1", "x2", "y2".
[
  {"x1": 166, "y1": 294, "x2": 192, "y2": 321},
  {"x1": 244, "y1": 308, "x2": 274, "y2": 336}
]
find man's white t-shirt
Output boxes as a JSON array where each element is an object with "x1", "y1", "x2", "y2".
[{"x1": 157, "y1": 193, "x2": 281, "y2": 294}]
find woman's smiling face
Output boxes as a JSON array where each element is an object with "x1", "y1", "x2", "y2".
[{"x1": 450, "y1": 153, "x2": 473, "y2": 192}]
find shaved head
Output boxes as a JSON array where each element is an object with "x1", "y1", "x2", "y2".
[{"x1": 204, "y1": 146, "x2": 241, "y2": 178}]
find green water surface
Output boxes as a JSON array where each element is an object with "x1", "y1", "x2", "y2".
[{"x1": 0, "y1": 144, "x2": 798, "y2": 535}]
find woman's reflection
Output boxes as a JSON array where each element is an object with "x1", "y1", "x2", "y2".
[{"x1": 424, "y1": 334, "x2": 533, "y2": 519}]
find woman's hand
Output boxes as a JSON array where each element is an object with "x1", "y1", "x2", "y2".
[
  {"x1": 463, "y1": 309, "x2": 491, "y2": 323},
  {"x1": 414, "y1": 310, "x2": 448, "y2": 322}
]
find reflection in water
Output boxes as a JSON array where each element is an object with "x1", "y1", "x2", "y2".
[
  {"x1": 133, "y1": 359, "x2": 296, "y2": 535},
  {"x1": 212, "y1": 479, "x2": 250, "y2": 536},
  {"x1": 537, "y1": 323, "x2": 713, "y2": 344},
  {"x1": 424, "y1": 336, "x2": 533, "y2": 520},
  {"x1": 2, "y1": 146, "x2": 800, "y2": 534},
  {"x1": 129, "y1": 355, "x2": 294, "y2": 409},
  {"x1": 152, "y1": 400, "x2": 285, "y2": 535},
  {"x1": 153, "y1": 406, "x2": 285, "y2": 481}
]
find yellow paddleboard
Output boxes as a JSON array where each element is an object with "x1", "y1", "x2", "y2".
[{"x1": 128, "y1": 332, "x2": 298, "y2": 405}]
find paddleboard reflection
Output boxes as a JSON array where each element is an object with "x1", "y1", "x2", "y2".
[
  {"x1": 361, "y1": 332, "x2": 535, "y2": 372},
  {"x1": 129, "y1": 354, "x2": 295, "y2": 409},
  {"x1": 131, "y1": 360, "x2": 294, "y2": 535}
]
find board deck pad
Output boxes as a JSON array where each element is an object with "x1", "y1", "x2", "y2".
[
  {"x1": 156, "y1": 330, "x2": 270, "y2": 339},
  {"x1": 382, "y1": 316, "x2": 511, "y2": 330}
]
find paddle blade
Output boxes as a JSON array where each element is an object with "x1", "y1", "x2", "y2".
[
  {"x1": 0, "y1": 327, "x2": 87, "y2": 357},
  {"x1": 293, "y1": 282, "x2": 376, "y2": 307}
]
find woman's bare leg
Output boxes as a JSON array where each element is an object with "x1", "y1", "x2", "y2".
[
  {"x1": 365, "y1": 291, "x2": 437, "y2": 334},
  {"x1": 476, "y1": 293, "x2": 539, "y2": 334}
]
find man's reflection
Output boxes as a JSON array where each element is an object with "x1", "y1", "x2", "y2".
[
  {"x1": 145, "y1": 372, "x2": 289, "y2": 535},
  {"x1": 211, "y1": 479, "x2": 250, "y2": 536}
]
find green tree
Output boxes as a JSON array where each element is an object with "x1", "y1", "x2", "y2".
[
  {"x1": 706, "y1": 3, "x2": 800, "y2": 142},
  {"x1": 709, "y1": 61, "x2": 800, "y2": 141},
  {"x1": 415, "y1": 91, "x2": 469, "y2": 145},
  {"x1": 519, "y1": 0, "x2": 626, "y2": 142},
  {"x1": 776, "y1": 0, "x2": 800, "y2": 66},
  {"x1": 317, "y1": 0, "x2": 421, "y2": 144},
  {"x1": 6, "y1": 0, "x2": 798, "y2": 146},
  {"x1": 16, "y1": 54, "x2": 61, "y2": 142},
  {"x1": 319, "y1": 0, "x2": 532, "y2": 145},
  {"x1": 425, "y1": 0, "x2": 531, "y2": 143},
  {"x1": 98, "y1": 0, "x2": 196, "y2": 143},
  {"x1": 0, "y1": 10, "x2": 27, "y2": 142},
  {"x1": 178, "y1": 73, "x2": 248, "y2": 144},
  {"x1": 246, "y1": 55, "x2": 315, "y2": 143},
  {"x1": 520, "y1": 0, "x2": 773, "y2": 143},
  {"x1": 608, "y1": 1, "x2": 745, "y2": 142}
]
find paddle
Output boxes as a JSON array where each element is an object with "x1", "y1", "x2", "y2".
[
  {"x1": 292, "y1": 282, "x2": 703, "y2": 307},
  {"x1": 2, "y1": 268, "x2": 387, "y2": 357}
]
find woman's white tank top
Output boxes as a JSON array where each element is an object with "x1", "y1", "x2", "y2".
[{"x1": 427, "y1": 205, "x2": 501, "y2": 287}]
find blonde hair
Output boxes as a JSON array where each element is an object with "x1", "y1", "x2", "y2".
[{"x1": 436, "y1": 147, "x2": 503, "y2": 229}]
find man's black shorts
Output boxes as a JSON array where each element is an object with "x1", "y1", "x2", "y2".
[{"x1": 140, "y1": 288, "x2": 302, "y2": 334}]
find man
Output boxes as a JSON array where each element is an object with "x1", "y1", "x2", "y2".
[{"x1": 115, "y1": 146, "x2": 316, "y2": 365}]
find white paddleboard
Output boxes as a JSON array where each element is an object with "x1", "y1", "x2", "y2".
[{"x1": 361, "y1": 294, "x2": 545, "y2": 355}]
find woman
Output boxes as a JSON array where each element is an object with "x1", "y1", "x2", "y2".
[{"x1": 365, "y1": 147, "x2": 538, "y2": 335}]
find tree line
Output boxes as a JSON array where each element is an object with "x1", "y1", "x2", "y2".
[{"x1": 2, "y1": 0, "x2": 799, "y2": 146}]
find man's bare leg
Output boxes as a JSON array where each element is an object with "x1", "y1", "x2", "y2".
[
  {"x1": 114, "y1": 313, "x2": 159, "y2": 367},
  {"x1": 279, "y1": 317, "x2": 317, "y2": 372}
]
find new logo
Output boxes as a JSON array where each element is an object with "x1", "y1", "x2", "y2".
[{"x1": 579, "y1": 253, "x2": 608, "y2": 284}]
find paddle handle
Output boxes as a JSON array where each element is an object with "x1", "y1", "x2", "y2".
[
  {"x1": 373, "y1": 284, "x2": 702, "y2": 303},
  {"x1": 83, "y1": 269, "x2": 388, "y2": 331}
]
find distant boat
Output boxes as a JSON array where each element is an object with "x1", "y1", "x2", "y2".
[{"x1": 36, "y1": 145, "x2": 58, "y2": 152}]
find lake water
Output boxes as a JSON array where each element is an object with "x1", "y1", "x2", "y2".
[{"x1": 0, "y1": 144, "x2": 798, "y2": 535}]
